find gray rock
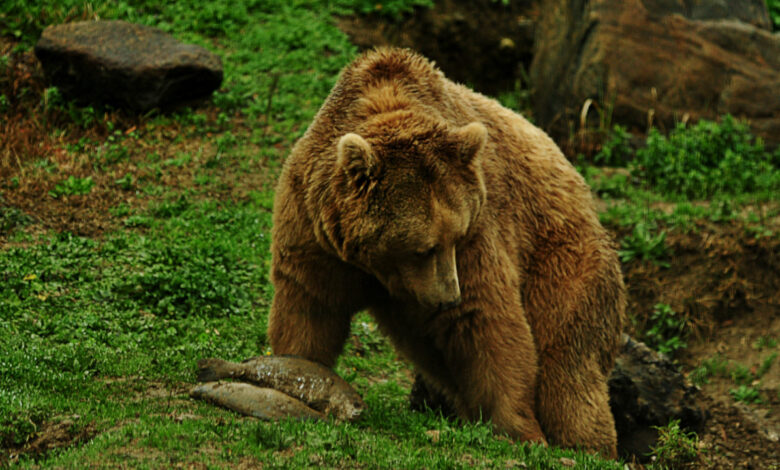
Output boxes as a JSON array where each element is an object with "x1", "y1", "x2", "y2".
[
  {"x1": 34, "y1": 20, "x2": 223, "y2": 111},
  {"x1": 608, "y1": 335, "x2": 707, "y2": 460}
]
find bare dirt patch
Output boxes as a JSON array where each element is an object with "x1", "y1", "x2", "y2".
[
  {"x1": 1, "y1": 416, "x2": 96, "y2": 467},
  {"x1": 622, "y1": 223, "x2": 780, "y2": 468},
  {"x1": 624, "y1": 225, "x2": 780, "y2": 337},
  {"x1": 1, "y1": 47, "x2": 274, "y2": 247}
]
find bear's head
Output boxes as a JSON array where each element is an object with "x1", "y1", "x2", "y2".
[{"x1": 331, "y1": 112, "x2": 487, "y2": 312}]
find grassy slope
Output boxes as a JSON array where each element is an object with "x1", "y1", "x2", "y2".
[
  {"x1": 1, "y1": 1, "x2": 778, "y2": 468},
  {"x1": 0, "y1": 1, "x2": 619, "y2": 468}
]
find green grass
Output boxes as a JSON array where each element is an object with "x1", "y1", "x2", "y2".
[
  {"x1": 2, "y1": 0, "x2": 780, "y2": 467},
  {"x1": 769, "y1": 0, "x2": 780, "y2": 30},
  {"x1": 0, "y1": 0, "x2": 621, "y2": 467},
  {"x1": 642, "y1": 303, "x2": 688, "y2": 357},
  {"x1": 647, "y1": 420, "x2": 700, "y2": 469}
]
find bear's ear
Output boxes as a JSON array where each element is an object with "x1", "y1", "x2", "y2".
[
  {"x1": 337, "y1": 133, "x2": 376, "y2": 189},
  {"x1": 451, "y1": 122, "x2": 487, "y2": 164}
]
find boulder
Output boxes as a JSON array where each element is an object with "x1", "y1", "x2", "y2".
[
  {"x1": 608, "y1": 335, "x2": 707, "y2": 460},
  {"x1": 34, "y1": 20, "x2": 223, "y2": 111},
  {"x1": 529, "y1": 0, "x2": 780, "y2": 147}
]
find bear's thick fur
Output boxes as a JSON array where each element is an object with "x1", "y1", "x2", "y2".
[{"x1": 268, "y1": 48, "x2": 625, "y2": 457}]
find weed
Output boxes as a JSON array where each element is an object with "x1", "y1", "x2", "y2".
[
  {"x1": 0, "y1": 204, "x2": 32, "y2": 235},
  {"x1": 643, "y1": 303, "x2": 688, "y2": 356},
  {"x1": 753, "y1": 336, "x2": 778, "y2": 350},
  {"x1": 619, "y1": 222, "x2": 671, "y2": 267},
  {"x1": 690, "y1": 352, "x2": 776, "y2": 405},
  {"x1": 648, "y1": 420, "x2": 700, "y2": 469},
  {"x1": 496, "y1": 78, "x2": 532, "y2": 116},
  {"x1": 756, "y1": 351, "x2": 778, "y2": 378},
  {"x1": 96, "y1": 133, "x2": 130, "y2": 166},
  {"x1": 0, "y1": 407, "x2": 46, "y2": 448},
  {"x1": 253, "y1": 421, "x2": 298, "y2": 451},
  {"x1": 689, "y1": 355, "x2": 729, "y2": 386},
  {"x1": 631, "y1": 116, "x2": 780, "y2": 199},
  {"x1": 769, "y1": 0, "x2": 780, "y2": 30},
  {"x1": 729, "y1": 385, "x2": 763, "y2": 404},
  {"x1": 114, "y1": 174, "x2": 135, "y2": 190},
  {"x1": 334, "y1": 0, "x2": 434, "y2": 18},
  {"x1": 729, "y1": 363, "x2": 753, "y2": 385},
  {"x1": 48, "y1": 176, "x2": 95, "y2": 198},
  {"x1": 109, "y1": 203, "x2": 131, "y2": 217},
  {"x1": 589, "y1": 170, "x2": 631, "y2": 199},
  {"x1": 123, "y1": 214, "x2": 152, "y2": 228},
  {"x1": 594, "y1": 125, "x2": 633, "y2": 167}
]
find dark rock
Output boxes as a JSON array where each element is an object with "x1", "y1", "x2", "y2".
[
  {"x1": 338, "y1": 0, "x2": 538, "y2": 95},
  {"x1": 608, "y1": 335, "x2": 707, "y2": 460},
  {"x1": 34, "y1": 20, "x2": 223, "y2": 111},
  {"x1": 410, "y1": 335, "x2": 707, "y2": 461},
  {"x1": 529, "y1": 0, "x2": 780, "y2": 147}
]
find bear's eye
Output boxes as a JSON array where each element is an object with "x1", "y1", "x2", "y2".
[{"x1": 415, "y1": 246, "x2": 436, "y2": 258}]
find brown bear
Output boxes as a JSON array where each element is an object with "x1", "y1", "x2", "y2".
[{"x1": 268, "y1": 47, "x2": 625, "y2": 458}]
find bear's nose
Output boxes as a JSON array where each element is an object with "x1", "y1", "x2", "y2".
[{"x1": 439, "y1": 297, "x2": 462, "y2": 311}]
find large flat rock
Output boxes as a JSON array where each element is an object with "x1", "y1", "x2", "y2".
[
  {"x1": 34, "y1": 20, "x2": 223, "y2": 111},
  {"x1": 530, "y1": 0, "x2": 780, "y2": 147}
]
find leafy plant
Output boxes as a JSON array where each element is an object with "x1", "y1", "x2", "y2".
[
  {"x1": 594, "y1": 125, "x2": 633, "y2": 167},
  {"x1": 690, "y1": 352, "x2": 776, "y2": 405},
  {"x1": 631, "y1": 116, "x2": 779, "y2": 199},
  {"x1": 619, "y1": 222, "x2": 671, "y2": 267},
  {"x1": 114, "y1": 243, "x2": 253, "y2": 317},
  {"x1": 589, "y1": 170, "x2": 630, "y2": 199},
  {"x1": 729, "y1": 385, "x2": 763, "y2": 404},
  {"x1": 496, "y1": 78, "x2": 532, "y2": 116},
  {"x1": 336, "y1": 0, "x2": 434, "y2": 17},
  {"x1": 768, "y1": 0, "x2": 780, "y2": 30},
  {"x1": 753, "y1": 336, "x2": 778, "y2": 350},
  {"x1": 756, "y1": 352, "x2": 778, "y2": 378},
  {"x1": 648, "y1": 420, "x2": 700, "y2": 469},
  {"x1": 114, "y1": 174, "x2": 135, "y2": 190},
  {"x1": 0, "y1": 204, "x2": 32, "y2": 234},
  {"x1": 643, "y1": 303, "x2": 688, "y2": 356},
  {"x1": 48, "y1": 176, "x2": 95, "y2": 198},
  {"x1": 689, "y1": 355, "x2": 729, "y2": 386},
  {"x1": 0, "y1": 407, "x2": 46, "y2": 447}
]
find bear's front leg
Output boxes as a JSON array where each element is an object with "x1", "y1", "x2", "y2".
[
  {"x1": 268, "y1": 251, "x2": 368, "y2": 367},
  {"x1": 436, "y1": 309, "x2": 547, "y2": 445}
]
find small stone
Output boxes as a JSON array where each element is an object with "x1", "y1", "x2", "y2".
[
  {"x1": 504, "y1": 459, "x2": 527, "y2": 468},
  {"x1": 173, "y1": 413, "x2": 199, "y2": 423},
  {"x1": 558, "y1": 457, "x2": 576, "y2": 467}
]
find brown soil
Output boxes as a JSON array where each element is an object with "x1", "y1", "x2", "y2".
[
  {"x1": 621, "y1": 224, "x2": 780, "y2": 469},
  {"x1": 0, "y1": 38, "x2": 275, "y2": 245},
  {"x1": 1, "y1": 416, "x2": 96, "y2": 467}
]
